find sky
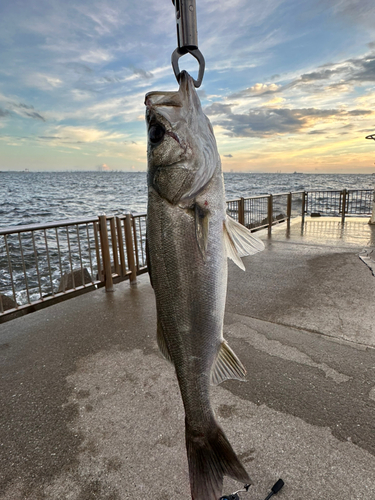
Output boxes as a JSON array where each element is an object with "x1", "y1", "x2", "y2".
[{"x1": 1, "y1": 0, "x2": 375, "y2": 173}]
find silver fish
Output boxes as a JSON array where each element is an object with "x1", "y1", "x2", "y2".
[{"x1": 145, "y1": 71, "x2": 264, "y2": 500}]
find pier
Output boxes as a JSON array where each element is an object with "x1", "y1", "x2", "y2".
[{"x1": 1, "y1": 216, "x2": 374, "y2": 500}]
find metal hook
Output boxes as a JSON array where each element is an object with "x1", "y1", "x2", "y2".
[
  {"x1": 171, "y1": 47, "x2": 205, "y2": 88},
  {"x1": 171, "y1": 0, "x2": 205, "y2": 87}
]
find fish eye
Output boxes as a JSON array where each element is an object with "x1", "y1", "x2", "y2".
[{"x1": 149, "y1": 124, "x2": 165, "y2": 144}]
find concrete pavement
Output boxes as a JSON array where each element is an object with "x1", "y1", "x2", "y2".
[{"x1": 0, "y1": 217, "x2": 374, "y2": 500}]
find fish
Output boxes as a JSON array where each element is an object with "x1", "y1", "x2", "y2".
[{"x1": 145, "y1": 71, "x2": 264, "y2": 500}]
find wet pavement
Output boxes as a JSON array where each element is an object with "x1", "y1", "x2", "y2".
[{"x1": 0, "y1": 217, "x2": 374, "y2": 500}]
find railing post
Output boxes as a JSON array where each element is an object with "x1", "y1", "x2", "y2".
[
  {"x1": 268, "y1": 194, "x2": 273, "y2": 236},
  {"x1": 124, "y1": 213, "x2": 137, "y2": 285},
  {"x1": 302, "y1": 191, "x2": 306, "y2": 222},
  {"x1": 287, "y1": 192, "x2": 292, "y2": 229},
  {"x1": 98, "y1": 215, "x2": 114, "y2": 292},
  {"x1": 109, "y1": 217, "x2": 120, "y2": 276},
  {"x1": 341, "y1": 189, "x2": 347, "y2": 224},
  {"x1": 116, "y1": 216, "x2": 127, "y2": 277},
  {"x1": 238, "y1": 197, "x2": 245, "y2": 226}
]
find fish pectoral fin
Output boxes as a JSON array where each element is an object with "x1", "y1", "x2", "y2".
[
  {"x1": 195, "y1": 203, "x2": 209, "y2": 258},
  {"x1": 157, "y1": 318, "x2": 173, "y2": 364},
  {"x1": 211, "y1": 340, "x2": 247, "y2": 385},
  {"x1": 224, "y1": 215, "x2": 265, "y2": 270}
]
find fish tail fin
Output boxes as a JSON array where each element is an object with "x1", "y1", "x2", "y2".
[{"x1": 185, "y1": 419, "x2": 252, "y2": 500}]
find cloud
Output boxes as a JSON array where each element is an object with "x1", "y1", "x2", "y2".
[
  {"x1": 227, "y1": 52, "x2": 375, "y2": 103},
  {"x1": 23, "y1": 111, "x2": 46, "y2": 121},
  {"x1": 0, "y1": 108, "x2": 10, "y2": 118},
  {"x1": 204, "y1": 103, "x2": 234, "y2": 115},
  {"x1": 25, "y1": 73, "x2": 63, "y2": 91},
  {"x1": 43, "y1": 126, "x2": 128, "y2": 146},
  {"x1": 223, "y1": 154, "x2": 233, "y2": 157},
  {"x1": 300, "y1": 69, "x2": 337, "y2": 82},
  {"x1": 12, "y1": 103, "x2": 46, "y2": 121},
  {"x1": 131, "y1": 67, "x2": 153, "y2": 80},
  {"x1": 332, "y1": 0, "x2": 375, "y2": 29},
  {"x1": 229, "y1": 83, "x2": 281, "y2": 99},
  {"x1": 206, "y1": 106, "x2": 374, "y2": 137},
  {"x1": 65, "y1": 62, "x2": 93, "y2": 74},
  {"x1": 1, "y1": 101, "x2": 47, "y2": 122},
  {"x1": 346, "y1": 109, "x2": 372, "y2": 116}
]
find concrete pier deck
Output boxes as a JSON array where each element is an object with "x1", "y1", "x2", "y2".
[{"x1": 1, "y1": 217, "x2": 374, "y2": 500}]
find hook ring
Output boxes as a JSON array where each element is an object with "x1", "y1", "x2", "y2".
[{"x1": 171, "y1": 47, "x2": 205, "y2": 88}]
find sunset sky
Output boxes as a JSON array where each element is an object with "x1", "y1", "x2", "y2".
[{"x1": 1, "y1": 0, "x2": 375, "y2": 173}]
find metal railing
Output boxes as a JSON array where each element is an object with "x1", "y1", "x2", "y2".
[
  {"x1": 304, "y1": 189, "x2": 373, "y2": 222},
  {"x1": 225, "y1": 191, "x2": 305, "y2": 234},
  {"x1": 0, "y1": 213, "x2": 147, "y2": 322},
  {"x1": 1, "y1": 188, "x2": 373, "y2": 322}
]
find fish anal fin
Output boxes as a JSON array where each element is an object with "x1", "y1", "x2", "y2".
[
  {"x1": 195, "y1": 204, "x2": 209, "y2": 258},
  {"x1": 157, "y1": 319, "x2": 173, "y2": 364},
  {"x1": 224, "y1": 215, "x2": 265, "y2": 270},
  {"x1": 211, "y1": 340, "x2": 247, "y2": 385}
]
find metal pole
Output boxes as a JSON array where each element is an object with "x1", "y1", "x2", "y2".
[
  {"x1": 302, "y1": 191, "x2": 306, "y2": 223},
  {"x1": 341, "y1": 189, "x2": 347, "y2": 224},
  {"x1": 238, "y1": 197, "x2": 245, "y2": 226},
  {"x1": 287, "y1": 192, "x2": 292, "y2": 230},
  {"x1": 268, "y1": 194, "x2": 273, "y2": 236},
  {"x1": 116, "y1": 217, "x2": 127, "y2": 277},
  {"x1": 109, "y1": 217, "x2": 120, "y2": 276},
  {"x1": 99, "y1": 215, "x2": 114, "y2": 292},
  {"x1": 124, "y1": 213, "x2": 137, "y2": 285}
]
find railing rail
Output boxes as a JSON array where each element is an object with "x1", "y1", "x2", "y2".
[{"x1": 1, "y1": 188, "x2": 373, "y2": 322}]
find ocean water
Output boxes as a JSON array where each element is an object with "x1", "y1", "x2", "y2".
[
  {"x1": 0, "y1": 171, "x2": 374, "y2": 307},
  {"x1": 0, "y1": 171, "x2": 374, "y2": 229}
]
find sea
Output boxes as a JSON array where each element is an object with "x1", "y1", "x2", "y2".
[
  {"x1": 0, "y1": 171, "x2": 374, "y2": 229},
  {"x1": 0, "y1": 171, "x2": 374, "y2": 307}
]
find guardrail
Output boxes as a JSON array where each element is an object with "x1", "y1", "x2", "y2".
[
  {"x1": 0, "y1": 188, "x2": 373, "y2": 322},
  {"x1": 304, "y1": 189, "x2": 373, "y2": 222},
  {"x1": 226, "y1": 191, "x2": 304, "y2": 235},
  {"x1": 0, "y1": 213, "x2": 147, "y2": 322}
]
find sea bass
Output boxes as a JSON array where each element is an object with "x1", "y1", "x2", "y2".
[{"x1": 145, "y1": 71, "x2": 264, "y2": 500}]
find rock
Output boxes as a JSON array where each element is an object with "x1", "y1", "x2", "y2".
[
  {"x1": 58, "y1": 268, "x2": 93, "y2": 293},
  {"x1": 0, "y1": 294, "x2": 17, "y2": 311}
]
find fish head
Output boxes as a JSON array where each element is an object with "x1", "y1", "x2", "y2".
[{"x1": 145, "y1": 71, "x2": 219, "y2": 205}]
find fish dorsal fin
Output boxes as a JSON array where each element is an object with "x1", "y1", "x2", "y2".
[
  {"x1": 157, "y1": 318, "x2": 173, "y2": 364},
  {"x1": 211, "y1": 340, "x2": 247, "y2": 385},
  {"x1": 224, "y1": 215, "x2": 265, "y2": 270},
  {"x1": 195, "y1": 204, "x2": 209, "y2": 258}
]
